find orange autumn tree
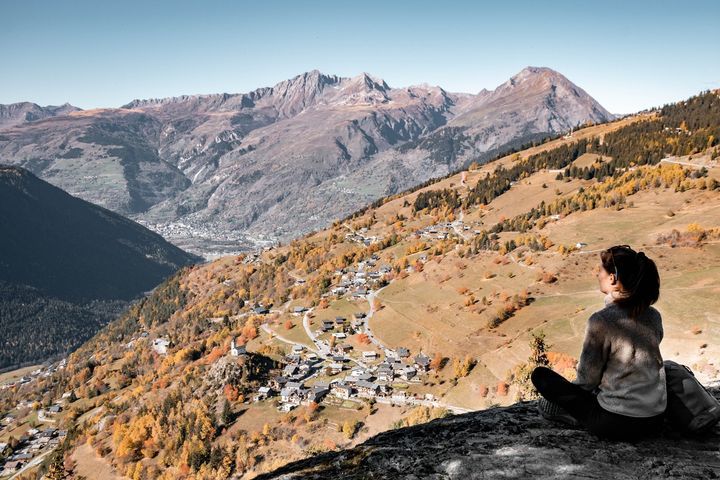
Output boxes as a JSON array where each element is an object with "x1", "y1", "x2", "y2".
[
  {"x1": 224, "y1": 383, "x2": 239, "y2": 402},
  {"x1": 430, "y1": 352, "x2": 444, "y2": 371},
  {"x1": 242, "y1": 318, "x2": 258, "y2": 340}
]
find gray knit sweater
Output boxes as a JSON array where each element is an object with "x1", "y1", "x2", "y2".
[{"x1": 574, "y1": 301, "x2": 667, "y2": 417}]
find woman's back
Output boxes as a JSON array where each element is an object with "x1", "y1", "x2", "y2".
[{"x1": 575, "y1": 303, "x2": 666, "y2": 417}]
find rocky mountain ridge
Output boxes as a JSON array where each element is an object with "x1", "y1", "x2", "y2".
[
  {"x1": 0, "y1": 101, "x2": 80, "y2": 129},
  {"x1": 0, "y1": 67, "x2": 613, "y2": 255}
]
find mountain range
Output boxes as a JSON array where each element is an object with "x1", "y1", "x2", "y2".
[
  {"x1": 0, "y1": 67, "x2": 613, "y2": 256},
  {"x1": 0, "y1": 101, "x2": 80, "y2": 129}
]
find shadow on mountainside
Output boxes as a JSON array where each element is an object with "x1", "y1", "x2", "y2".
[{"x1": 256, "y1": 388, "x2": 720, "y2": 480}]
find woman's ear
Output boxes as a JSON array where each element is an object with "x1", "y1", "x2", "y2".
[{"x1": 610, "y1": 274, "x2": 617, "y2": 285}]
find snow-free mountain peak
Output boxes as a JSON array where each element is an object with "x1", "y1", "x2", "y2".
[
  {"x1": 0, "y1": 67, "x2": 615, "y2": 255},
  {"x1": 0, "y1": 101, "x2": 81, "y2": 129},
  {"x1": 450, "y1": 66, "x2": 614, "y2": 135}
]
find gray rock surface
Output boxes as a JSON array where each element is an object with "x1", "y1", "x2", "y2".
[{"x1": 257, "y1": 391, "x2": 720, "y2": 480}]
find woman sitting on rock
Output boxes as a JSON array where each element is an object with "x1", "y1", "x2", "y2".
[{"x1": 531, "y1": 245, "x2": 666, "y2": 439}]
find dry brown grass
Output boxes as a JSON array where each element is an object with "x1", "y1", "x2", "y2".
[{"x1": 71, "y1": 443, "x2": 125, "y2": 480}]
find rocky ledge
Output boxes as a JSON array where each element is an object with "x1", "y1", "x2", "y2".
[{"x1": 258, "y1": 389, "x2": 720, "y2": 479}]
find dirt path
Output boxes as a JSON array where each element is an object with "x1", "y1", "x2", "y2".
[
  {"x1": 508, "y1": 252, "x2": 537, "y2": 269},
  {"x1": 259, "y1": 324, "x2": 317, "y2": 353},
  {"x1": 660, "y1": 158, "x2": 710, "y2": 168}
]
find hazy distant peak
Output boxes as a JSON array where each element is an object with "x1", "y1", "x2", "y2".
[
  {"x1": 324, "y1": 73, "x2": 393, "y2": 108},
  {"x1": 43, "y1": 102, "x2": 80, "y2": 115},
  {"x1": 0, "y1": 102, "x2": 81, "y2": 129},
  {"x1": 50, "y1": 102, "x2": 79, "y2": 110},
  {"x1": 404, "y1": 83, "x2": 452, "y2": 101},
  {"x1": 517, "y1": 65, "x2": 560, "y2": 76},
  {"x1": 407, "y1": 82, "x2": 443, "y2": 91}
]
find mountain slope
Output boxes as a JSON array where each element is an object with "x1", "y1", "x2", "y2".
[
  {"x1": 0, "y1": 165, "x2": 198, "y2": 301},
  {"x1": 0, "y1": 165, "x2": 198, "y2": 368},
  {"x1": 290, "y1": 67, "x2": 615, "y2": 240},
  {"x1": 0, "y1": 109, "x2": 190, "y2": 215},
  {"x1": 0, "y1": 282, "x2": 117, "y2": 369},
  {"x1": 0, "y1": 68, "x2": 613, "y2": 255},
  {"x1": 451, "y1": 67, "x2": 612, "y2": 133}
]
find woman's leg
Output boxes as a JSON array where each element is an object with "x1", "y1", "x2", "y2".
[
  {"x1": 532, "y1": 366, "x2": 664, "y2": 439},
  {"x1": 531, "y1": 366, "x2": 597, "y2": 424},
  {"x1": 585, "y1": 408, "x2": 664, "y2": 440}
]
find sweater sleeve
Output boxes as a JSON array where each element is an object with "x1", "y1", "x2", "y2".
[{"x1": 574, "y1": 313, "x2": 609, "y2": 391}]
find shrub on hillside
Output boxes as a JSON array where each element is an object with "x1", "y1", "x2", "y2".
[{"x1": 537, "y1": 270, "x2": 558, "y2": 284}]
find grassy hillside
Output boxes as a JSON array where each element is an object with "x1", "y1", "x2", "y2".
[{"x1": 1, "y1": 91, "x2": 718, "y2": 479}]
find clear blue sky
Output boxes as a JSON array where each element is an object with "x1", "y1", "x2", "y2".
[{"x1": 2, "y1": 0, "x2": 719, "y2": 113}]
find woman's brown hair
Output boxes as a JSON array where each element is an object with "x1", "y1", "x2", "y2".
[{"x1": 600, "y1": 245, "x2": 660, "y2": 318}]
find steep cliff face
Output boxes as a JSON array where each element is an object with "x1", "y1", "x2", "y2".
[{"x1": 259, "y1": 389, "x2": 720, "y2": 480}]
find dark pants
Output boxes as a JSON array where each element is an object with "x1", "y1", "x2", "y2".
[{"x1": 531, "y1": 366, "x2": 664, "y2": 440}]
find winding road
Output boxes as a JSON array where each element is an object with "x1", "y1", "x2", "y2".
[{"x1": 263, "y1": 266, "x2": 476, "y2": 414}]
